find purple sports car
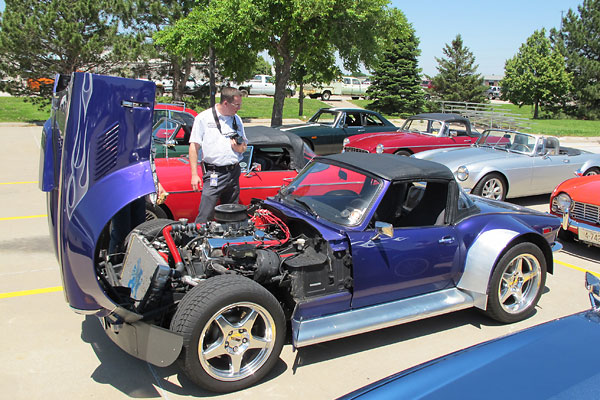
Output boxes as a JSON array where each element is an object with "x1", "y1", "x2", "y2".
[{"x1": 40, "y1": 73, "x2": 562, "y2": 393}]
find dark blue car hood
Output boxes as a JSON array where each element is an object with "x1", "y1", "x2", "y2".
[{"x1": 341, "y1": 309, "x2": 600, "y2": 399}]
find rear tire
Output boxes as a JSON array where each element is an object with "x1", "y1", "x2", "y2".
[
  {"x1": 485, "y1": 243, "x2": 546, "y2": 323},
  {"x1": 171, "y1": 275, "x2": 286, "y2": 393},
  {"x1": 321, "y1": 91, "x2": 331, "y2": 101}
]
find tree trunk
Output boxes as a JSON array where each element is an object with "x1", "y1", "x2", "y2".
[
  {"x1": 533, "y1": 99, "x2": 539, "y2": 119},
  {"x1": 299, "y1": 82, "x2": 304, "y2": 117},
  {"x1": 271, "y1": 55, "x2": 293, "y2": 127}
]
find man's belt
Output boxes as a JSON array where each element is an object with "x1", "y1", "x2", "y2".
[{"x1": 203, "y1": 162, "x2": 238, "y2": 172}]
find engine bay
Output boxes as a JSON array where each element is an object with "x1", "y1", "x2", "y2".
[{"x1": 97, "y1": 203, "x2": 353, "y2": 323}]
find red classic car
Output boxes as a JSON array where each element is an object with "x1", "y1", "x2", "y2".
[
  {"x1": 550, "y1": 174, "x2": 600, "y2": 247},
  {"x1": 149, "y1": 126, "x2": 315, "y2": 220},
  {"x1": 342, "y1": 113, "x2": 480, "y2": 156}
]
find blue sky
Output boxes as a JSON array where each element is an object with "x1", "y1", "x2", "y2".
[
  {"x1": 0, "y1": 0, "x2": 583, "y2": 78},
  {"x1": 395, "y1": 0, "x2": 583, "y2": 77}
]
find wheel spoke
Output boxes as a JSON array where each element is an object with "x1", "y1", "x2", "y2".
[
  {"x1": 214, "y1": 314, "x2": 236, "y2": 335},
  {"x1": 500, "y1": 288, "x2": 513, "y2": 303},
  {"x1": 239, "y1": 309, "x2": 259, "y2": 332},
  {"x1": 522, "y1": 269, "x2": 538, "y2": 283},
  {"x1": 202, "y1": 337, "x2": 228, "y2": 360},
  {"x1": 229, "y1": 352, "x2": 244, "y2": 375},
  {"x1": 247, "y1": 335, "x2": 270, "y2": 351}
]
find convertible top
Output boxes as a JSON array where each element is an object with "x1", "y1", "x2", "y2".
[
  {"x1": 245, "y1": 126, "x2": 310, "y2": 168},
  {"x1": 410, "y1": 113, "x2": 471, "y2": 124},
  {"x1": 318, "y1": 152, "x2": 455, "y2": 182}
]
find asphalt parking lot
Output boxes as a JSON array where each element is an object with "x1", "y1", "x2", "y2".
[{"x1": 1, "y1": 123, "x2": 599, "y2": 399}]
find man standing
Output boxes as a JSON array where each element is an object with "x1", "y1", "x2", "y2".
[{"x1": 189, "y1": 87, "x2": 247, "y2": 223}]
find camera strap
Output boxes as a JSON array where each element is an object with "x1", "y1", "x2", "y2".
[{"x1": 212, "y1": 106, "x2": 238, "y2": 135}]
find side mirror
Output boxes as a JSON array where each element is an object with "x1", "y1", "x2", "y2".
[
  {"x1": 244, "y1": 162, "x2": 262, "y2": 176},
  {"x1": 586, "y1": 272, "x2": 600, "y2": 311},
  {"x1": 371, "y1": 221, "x2": 393, "y2": 241},
  {"x1": 165, "y1": 139, "x2": 176, "y2": 148}
]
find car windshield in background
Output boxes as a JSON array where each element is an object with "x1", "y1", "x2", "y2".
[
  {"x1": 309, "y1": 110, "x2": 339, "y2": 125},
  {"x1": 477, "y1": 130, "x2": 536, "y2": 154},
  {"x1": 152, "y1": 118, "x2": 180, "y2": 141},
  {"x1": 281, "y1": 161, "x2": 381, "y2": 226},
  {"x1": 401, "y1": 118, "x2": 443, "y2": 136}
]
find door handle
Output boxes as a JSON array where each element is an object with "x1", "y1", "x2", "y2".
[{"x1": 438, "y1": 236, "x2": 455, "y2": 245}]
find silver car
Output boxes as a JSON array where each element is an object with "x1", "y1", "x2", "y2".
[{"x1": 415, "y1": 129, "x2": 600, "y2": 200}]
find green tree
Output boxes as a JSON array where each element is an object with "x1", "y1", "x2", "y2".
[
  {"x1": 171, "y1": 0, "x2": 395, "y2": 126},
  {"x1": 126, "y1": 0, "x2": 199, "y2": 102},
  {"x1": 551, "y1": 0, "x2": 600, "y2": 119},
  {"x1": 0, "y1": 0, "x2": 138, "y2": 102},
  {"x1": 430, "y1": 34, "x2": 487, "y2": 103},
  {"x1": 367, "y1": 10, "x2": 424, "y2": 115},
  {"x1": 253, "y1": 56, "x2": 272, "y2": 76},
  {"x1": 503, "y1": 29, "x2": 571, "y2": 119}
]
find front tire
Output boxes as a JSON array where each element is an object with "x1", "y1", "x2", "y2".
[
  {"x1": 584, "y1": 167, "x2": 600, "y2": 176},
  {"x1": 485, "y1": 243, "x2": 546, "y2": 323},
  {"x1": 321, "y1": 91, "x2": 331, "y2": 101},
  {"x1": 171, "y1": 275, "x2": 286, "y2": 393},
  {"x1": 473, "y1": 172, "x2": 507, "y2": 201},
  {"x1": 394, "y1": 149, "x2": 412, "y2": 157},
  {"x1": 145, "y1": 200, "x2": 168, "y2": 220}
]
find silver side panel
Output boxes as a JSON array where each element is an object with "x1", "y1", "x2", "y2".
[
  {"x1": 292, "y1": 288, "x2": 474, "y2": 348},
  {"x1": 457, "y1": 228, "x2": 519, "y2": 309}
]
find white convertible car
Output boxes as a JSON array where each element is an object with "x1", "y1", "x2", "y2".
[{"x1": 415, "y1": 129, "x2": 600, "y2": 200}]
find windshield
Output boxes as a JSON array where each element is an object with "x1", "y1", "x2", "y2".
[
  {"x1": 309, "y1": 110, "x2": 340, "y2": 125},
  {"x1": 477, "y1": 130, "x2": 536, "y2": 154},
  {"x1": 401, "y1": 118, "x2": 443, "y2": 136},
  {"x1": 152, "y1": 118, "x2": 180, "y2": 141},
  {"x1": 281, "y1": 161, "x2": 382, "y2": 226}
]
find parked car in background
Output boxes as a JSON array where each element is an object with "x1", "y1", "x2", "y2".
[
  {"x1": 486, "y1": 86, "x2": 501, "y2": 100},
  {"x1": 152, "y1": 103, "x2": 198, "y2": 158},
  {"x1": 305, "y1": 76, "x2": 370, "y2": 100},
  {"x1": 280, "y1": 108, "x2": 397, "y2": 154},
  {"x1": 343, "y1": 113, "x2": 480, "y2": 157},
  {"x1": 415, "y1": 129, "x2": 600, "y2": 201},
  {"x1": 235, "y1": 74, "x2": 295, "y2": 97},
  {"x1": 150, "y1": 126, "x2": 316, "y2": 220},
  {"x1": 341, "y1": 272, "x2": 600, "y2": 400},
  {"x1": 155, "y1": 76, "x2": 206, "y2": 96},
  {"x1": 550, "y1": 174, "x2": 600, "y2": 247},
  {"x1": 40, "y1": 73, "x2": 561, "y2": 393}
]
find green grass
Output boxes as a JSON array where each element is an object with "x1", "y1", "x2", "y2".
[
  {"x1": 3, "y1": 94, "x2": 599, "y2": 137},
  {"x1": 0, "y1": 97, "x2": 51, "y2": 122}
]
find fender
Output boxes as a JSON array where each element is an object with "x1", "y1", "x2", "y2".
[{"x1": 457, "y1": 218, "x2": 543, "y2": 309}]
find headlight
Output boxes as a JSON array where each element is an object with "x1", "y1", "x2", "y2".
[
  {"x1": 552, "y1": 193, "x2": 573, "y2": 213},
  {"x1": 376, "y1": 144, "x2": 384, "y2": 154},
  {"x1": 456, "y1": 166, "x2": 469, "y2": 181},
  {"x1": 342, "y1": 137, "x2": 350, "y2": 147}
]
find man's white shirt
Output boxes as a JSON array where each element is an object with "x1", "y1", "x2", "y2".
[{"x1": 190, "y1": 107, "x2": 247, "y2": 166}]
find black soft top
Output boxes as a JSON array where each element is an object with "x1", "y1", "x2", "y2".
[
  {"x1": 410, "y1": 113, "x2": 470, "y2": 124},
  {"x1": 317, "y1": 152, "x2": 454, "y2": 182},
  {"x1": 245, "y1": 126, "x2": 311, "y2": 169}
]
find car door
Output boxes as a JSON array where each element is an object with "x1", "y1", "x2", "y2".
[
  {"x1": 347, "y1": 181, "x2": 460, "y2": 308},
  {"x1": 531, "y1": 152, "x2": 588, "y2": 194},
  {"x1": 361, "y1": 112, "x2": 396, "y2": 134}
]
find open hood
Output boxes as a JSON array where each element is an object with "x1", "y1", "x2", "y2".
[{"x1": 40, "y1": 72, "x2": 156, "y2": 312}]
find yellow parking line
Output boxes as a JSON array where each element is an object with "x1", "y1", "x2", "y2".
[
  {"x1": 0, "y1": 214, "x2": 47, "y2": 221},
  {"x1": 0, "y1": 181, "x2": 38, "y2": 185},
  {"x1": 555, "y1": 259, "x2": 600, "y2": 277},
  {"x1": 0, "y1": 286, "x2": 63, "y2": 299}
]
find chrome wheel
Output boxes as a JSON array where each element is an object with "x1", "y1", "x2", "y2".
[
  {"x1": 198, "y1": 302, "x2": 277, "y2": 382},
  {"x1": 497, "y1": 253, "x2": 542, "y2": 314},
  {"x1": 481, "y1": 177, "x2": 504, "y2": 200}
]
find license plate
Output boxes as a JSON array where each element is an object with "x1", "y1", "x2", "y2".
[{"x1": 579, "y1": 227, "x2": 600, "y2": 246}]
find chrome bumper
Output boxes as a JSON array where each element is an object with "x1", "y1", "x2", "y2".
[{"x1": 562, "y1": 210, "x2": 600, "y2": 234}]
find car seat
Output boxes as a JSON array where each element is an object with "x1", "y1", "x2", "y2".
[{"x1": 544, "y1": 137, "x2": 559, "y2": 156}]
